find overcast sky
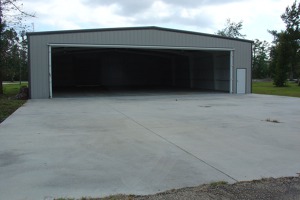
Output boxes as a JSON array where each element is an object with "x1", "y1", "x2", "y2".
[{"x1": 22, "y1": 0, "x2": 295, "y2": 42}]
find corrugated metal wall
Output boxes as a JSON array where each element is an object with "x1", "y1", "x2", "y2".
[{"x1": 28, "y1": 27, "x2": 252, "y2": 99}]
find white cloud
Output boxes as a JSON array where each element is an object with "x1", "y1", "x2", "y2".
[{"x1": 22, "y1": 0, "x2": 296, "y2": 42}]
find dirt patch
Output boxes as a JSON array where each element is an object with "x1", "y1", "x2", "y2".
[{"x1": 91, "y1": 176, "x2": 300, "y2": 200}]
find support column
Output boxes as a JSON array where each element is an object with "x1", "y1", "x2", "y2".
[
  {"x1": 230, "y1": 50, "x2": 234, "y2": 94},
  {"x1": 172, "y1": 58, "x2": 176, "y2": 86},
  {"x1": 48, "y1": 45, "x2": 52, "y2": 98},
  {"x1": 189, "y1": 55, "x2": 195, "y2": 88}
]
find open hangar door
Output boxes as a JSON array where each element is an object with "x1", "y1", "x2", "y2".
[{"x1": 51, "y1": 47, "x2": 231, "y2": 97}]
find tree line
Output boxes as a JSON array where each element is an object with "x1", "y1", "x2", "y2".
[
  {"x1": 0, "y1": 0, "x2": 33, "y2": 94},
  {"x1": 217, "y1": 1, "x2": 300, "y2": 87}
]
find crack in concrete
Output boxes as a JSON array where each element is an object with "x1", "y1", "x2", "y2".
[{"x1": 110, "y1": 105, "x2": 238, "y2": 182}]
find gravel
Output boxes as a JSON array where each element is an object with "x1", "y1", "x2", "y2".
[
  {"x1": 96, "y1": 176, "x2": 300, "y2": 200},
  {"x1": 55, "y1": 176, "x2": 300, "y2": 200}
]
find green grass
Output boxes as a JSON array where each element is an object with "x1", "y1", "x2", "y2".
[
  {"x1": 252, "y1": 81, "x2": 300, "y2": 98},
  {"x1": 0, "y1": 83, "x2": 28, "y2": 123}
]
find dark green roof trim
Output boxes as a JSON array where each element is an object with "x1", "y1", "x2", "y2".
[{"x1": 27, "y1": 26, "x2": 253, "y2": 43}]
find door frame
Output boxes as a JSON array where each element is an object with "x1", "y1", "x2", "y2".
[{"x1": 48, "y1": 44, "x2": 235, "y2": 98}]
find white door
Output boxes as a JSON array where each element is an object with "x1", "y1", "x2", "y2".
[{"x1": 237, "y1": 68, "x2": 246, "y2": 94}]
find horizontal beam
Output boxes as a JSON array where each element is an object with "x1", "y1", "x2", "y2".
[{"x1": 48, "y1": 43, "x2": 235, "y2": 52}]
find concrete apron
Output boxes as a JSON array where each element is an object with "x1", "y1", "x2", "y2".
[{"x1": 0, "y1": 93, "x2": 299, "y2": 200}]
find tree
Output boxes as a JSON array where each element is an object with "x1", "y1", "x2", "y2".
[
  {"x1": 19, "y1": 30, "x2": 28, "y2": 82},
  {"x1": 282, "y1": 1, "x2": 300, "y2": 83},
  {"x1": 252, "y1": 39, "x2": 270, "y2": 79},
  {"x1": 273, "y1": 33, "x2": 291, "y2": 86},
  {"x1": 281, "y1": 1, "x2": 300, "y2": 81},
  {"x1": 281, "y1": 1, "x2": 300, "y2": 37},
  {"x1": 2, "y1": 28, "x2": 21, "y2": 82},
  {"x1": 268, "y1": 43, "x2": 278, "y2": 79},
  {"x1": 0, "y1": 0, "x2": 34, "y2": 94},
  {"x1": 216, "y1": 19, "x2": 246, "y2": 39},
  {"x1": 269, "y1": 1, "x2": 300, "y2": 86}
]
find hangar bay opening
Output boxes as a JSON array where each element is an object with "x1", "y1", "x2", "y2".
[{"x1": 51, "y1": 47, "x2": 230, "y2": 97}]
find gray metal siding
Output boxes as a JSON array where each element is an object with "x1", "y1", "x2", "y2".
[
  {"x1": 233, "y1": 42, "x2": 252, "y2": 93},
  {"x1": 28, "y1": 28, "x2": 252, "y2": 98},
  {"x1": 31, "y1": 29, "x2": 248, "y2": 48},
  {"x1": 29, "y1": 36, "x2": 50, "y2": 98}
]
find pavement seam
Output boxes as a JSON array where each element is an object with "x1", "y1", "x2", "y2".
[{"x1": 108, "y1": 104, "x2": 238, "y2": 182}]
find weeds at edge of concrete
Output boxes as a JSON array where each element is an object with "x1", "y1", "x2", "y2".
[{"x1": 209, "y1": 181, "x2": 229, "y2": 187}]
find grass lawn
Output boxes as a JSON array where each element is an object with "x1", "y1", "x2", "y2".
[
  {"x1": 0, "y1": 83, "x2": 28, "y2": 123},
  {"x1": 252, "y1": 81, "x2": 300, "y2": 98}
]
